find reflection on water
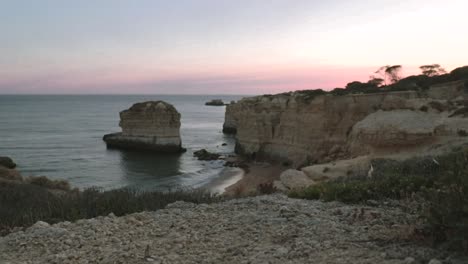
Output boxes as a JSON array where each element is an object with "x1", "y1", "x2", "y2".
[{"x1": 116, "y1": 150, "x2": 183, "y2": 190}]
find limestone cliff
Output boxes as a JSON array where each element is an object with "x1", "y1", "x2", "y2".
[
  {"x1": 103, "y1": 101, "x2": 184, "y2": 153},
  {"x1": 224, "y1": 81, "x2": 468, "y2": 167}
]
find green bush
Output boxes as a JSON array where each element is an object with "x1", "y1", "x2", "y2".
[
  {"x1": 289, "y1": 149, "x2": 468, "y2": 252},
  {"x1": 0, "y1": 182, "x2": 222, "y2": 235}
]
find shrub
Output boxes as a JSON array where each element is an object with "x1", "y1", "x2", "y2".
[
  {"x1": 428, "y1": 101, "x2": 448, "y2": 112},
  {"x1": 256, "y1": 182, "x2": 277, "y2": 195},
  {"x1": 420, "y1": 105, "x2": 429, "y2": 112},
  {"x1": 450, "y1": 66, "x2": 468, "y2": 80},
  {"x1": 26, "y1": 176, "x2": 71, "y2": 191},
  {"x1": 289, "y1": 149, "x2": 468, "y2": 252},
  {"x1": 0, "y1": 183, "x2": 222, "y2": 235},
  {"x1": 458, "y1": 130, "x2": 468, "y2": 137}
]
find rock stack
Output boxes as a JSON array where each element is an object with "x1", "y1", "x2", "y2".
[{"x1": 103, "y1": 101, "x2": 184, "y2": 153}]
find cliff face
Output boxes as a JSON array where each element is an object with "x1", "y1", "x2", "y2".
[
  {"x1": 225, "y1": 82, "x2": 468, "y2": 167},
  {"x1": 103, "y1": 101, "x2": 183, "y2": 152}
]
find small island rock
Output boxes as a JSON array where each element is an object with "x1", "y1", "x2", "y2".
[
  {"x1": 205, "y1": 99, "x2": 225, "y2": 106},
  {"x1": 193, "y1": 149, "x2": 221, "y2": 161},
  {"x1": 103, "y1": 101, "x2": 184, "y2": 153}
]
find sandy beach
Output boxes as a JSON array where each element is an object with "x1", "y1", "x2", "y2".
[{"x1": 224, "y1": 162, "x2": 286, "y2": 196}]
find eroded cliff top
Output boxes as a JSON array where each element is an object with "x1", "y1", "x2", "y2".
[{"x1": 122, "y1": 101, "x2": 179, "y2": 114}]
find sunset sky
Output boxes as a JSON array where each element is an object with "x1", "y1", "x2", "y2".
[{"x1": 1, "y1": 0, "x2": 467, "y2": 94}]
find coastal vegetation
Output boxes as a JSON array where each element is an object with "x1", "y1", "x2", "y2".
[
  {"x1": 289, "y1": 148, "x2": 468, "y2": 252},
  {"x1": 0, "y1": 181, "x2": 222, "y2": 235},
  {"x1": 281, "y1": 65, "x2": 468, "y2": 99}
]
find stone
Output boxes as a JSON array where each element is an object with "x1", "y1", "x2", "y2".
[
  {"x1": 273, "y1": 180, "x2": 288, "y2": 192},
  {"x1": 205, "y1": 99, "x2": 225, "y2": 106},
  {"x1": 301, "y1": 156, "x2": 371, "y2": 182},
  {"x1": 0, "y1": 156, "x2": 16, "y2": 169},
  {"x1": 279, "y1": 169, "x2": 315, "y2": 190},
  {"x1": 193, "y1": 149, "x2": 220, "y2": 161},
  {"x1": 404, "y1": 257, "x2": 416, "y2": 264},
  {"x1": 103, "y1": 101, "x2": 184, "y2": 153}
]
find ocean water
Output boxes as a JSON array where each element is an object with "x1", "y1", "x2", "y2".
[{"x1": 0, "y1": 95, "x2": 244, "y2": 191}]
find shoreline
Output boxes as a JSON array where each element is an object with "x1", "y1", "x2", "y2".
[
  {"x1": 204, "y1": 166, "x2": 244, "y2": 194},
  {"x1": 224, "y1": 162, "x2": 286, "y2": 196}
]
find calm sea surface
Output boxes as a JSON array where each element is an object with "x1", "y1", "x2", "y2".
[{"x1": 0, "y1": 95, "x2": 245, "y2": 191}]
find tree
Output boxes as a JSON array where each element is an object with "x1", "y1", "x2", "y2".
[
  {"x1": 385, "y1": 65, "x2": 402, "y2": 84},
  {"x1": 375, "y1": 65, "x2": 402, "y2": 85},
  {"x1": 420, "y1": 64, "x2": 446, "y2": 77},
  {"x1": 368, "y1": 75, "x2": 384, "y2": 87}
]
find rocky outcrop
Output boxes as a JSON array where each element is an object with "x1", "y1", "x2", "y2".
[
  {"x1": 224, "y1": 84, "x2": 468, "y2": 168},
  {"x1": 193, "y1": 149, "x2": 221, "y2": 161},
  {"x1": 103, "y1": 101, "x2": 184, "y2": 153},
  {"x1": 0, "y1": 195, "x2": 453, "y2": 263},
  {"x1": 301, "y1": 156, "x2": 372, "y2": 182},
  {"x1": 205, "y1": 99, "x2": 225, "y2": 106},
  {"x1": 348, "y1": 109, "x2": 468, "y2": 156},
  {"x1": 0, "y1": 156, "x2": 16, "y2": 169},
  {"x1": 223, "y1": 103, "x2": 238, "y2": 134},
  {"x1": 275, "y1": 169, "x2": 315, "y2": 190}
]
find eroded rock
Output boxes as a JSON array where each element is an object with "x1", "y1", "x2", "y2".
[
  {"x1": 0, "y1": 156, "x2": 16, "y2": 169},
  {"x1": 103, "y1": 101, "x2": 184, "y2": 153},
  {"x1": 193, "y1": 149, "x2": 220, "y2": 161},
  {"x1": 279, "y1": 169, "x2": 315, "y2": 190}
]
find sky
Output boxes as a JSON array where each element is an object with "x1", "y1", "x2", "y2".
[{"x1": 1, "y1": 0, "x2": 467, "y2": 95}]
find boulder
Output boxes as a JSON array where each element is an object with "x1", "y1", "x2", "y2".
[
  {"x1": 103, "y1": 101, "x2": 184, "y2": 153},
  {"x1": 193, "y1": 149, "x2": 220, "y2": 161},
  {"x1": 0, "y1": 156, "x2": 16, "y2": 169},
  {"x1": 279, "y1": 169, "x2": 315, "y2": 190},
  {"x1": 301, "y1": 156, "x2": 371, "y2": 182}
]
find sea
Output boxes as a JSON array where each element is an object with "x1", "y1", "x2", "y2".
[{"x1": 0, "y1": 95, "x2": 246, "y2": 192}]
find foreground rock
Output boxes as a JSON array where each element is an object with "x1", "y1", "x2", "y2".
[
  {"x1": 1, "y1": 194, "x2": 458, "y2": 264},
  {"x1": 275, "y1": 169, "x2": 315, "y2": 191},
  {"x1": 103, "y1": 101, "x2": 184, "y2": 153}
]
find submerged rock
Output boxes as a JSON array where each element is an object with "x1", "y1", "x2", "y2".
[{"x1": 103, "y1": 101, "x2": 184, "y2": 153}]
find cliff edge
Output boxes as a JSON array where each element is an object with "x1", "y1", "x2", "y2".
[{"x1": 224, "y1": 81, "x2": 468, "y2": 168}]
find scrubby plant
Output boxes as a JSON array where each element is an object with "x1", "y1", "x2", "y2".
[
  {"x1": 289, "y1": 149, "x2": 468, "y2": 252},
  {"x1": 256, "y1": 182, "x2": 277, "y2": 195},
  {"x1": 26, "y1": 176, "x2": 71, "y2": 191},
  {"x1": 458, "y1": 130, "x2": 468, "y2": 137},
  {"x1": 0, "y1": 182, "x2": 223, "y2": 235}
]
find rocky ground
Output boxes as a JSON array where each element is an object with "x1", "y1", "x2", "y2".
[{"x1": 0, "y1": 195, "x2": 463, "y2": 264}]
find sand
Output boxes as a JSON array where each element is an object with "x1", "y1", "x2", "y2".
[{"x1": 224, "y1": 162, "x2": 286, "y2": 196}]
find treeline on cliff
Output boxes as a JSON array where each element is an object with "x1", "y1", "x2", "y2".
[{"x1": 280, "y1": 65, "x2": 468, "y2": 98}]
